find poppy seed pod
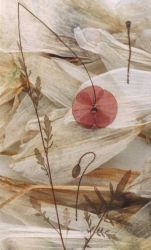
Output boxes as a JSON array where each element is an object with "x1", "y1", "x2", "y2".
[{"x1": 72, "y1": 164, "x2": 81, "y2": 178}]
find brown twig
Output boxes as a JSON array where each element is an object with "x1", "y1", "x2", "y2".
[
  {"x1": 18, "y1": 3, "x2": 66, "y2": 249},
  {"x1": 126, "y1": 21, "x2": 132, "y2": 84}
]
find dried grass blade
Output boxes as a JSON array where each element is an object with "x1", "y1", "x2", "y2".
[{"x1": 115, "y1": 170, "x2": 132, "y2": 194}]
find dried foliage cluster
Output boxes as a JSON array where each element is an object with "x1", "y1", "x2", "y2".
[
  {"x1": 14, "y1": 3, "x2": 151, "y2": 249},
  {"x1": 0, "y1": 1, "x2": 151, "y2": 250},
  {"x1": 17, "y1": 18, "x2": 117, "y2": 248}
]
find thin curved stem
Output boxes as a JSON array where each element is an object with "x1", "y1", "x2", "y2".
[
  {"x1": 18, "y1": 3, "x2": 97, "y2": 107},
  {"x1": 126, "y1": 21, "x2": 132, "y2": 84},
  {"x1": 18, "y1": 3, "x2": 66, "y2": 249},
  {"x1": 75, "y1": 152, "x2": 96, "y2": 221}
]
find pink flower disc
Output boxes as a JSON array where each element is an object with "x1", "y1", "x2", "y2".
[{"x1": 72, "y1": 86, "x2": 118, "y2": 129}]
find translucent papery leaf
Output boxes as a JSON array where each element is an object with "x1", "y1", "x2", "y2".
[
  {"x1": 0, "y1": 223, "x2": 114, "y2": 249},
  {"x1": 74, "y1": 27, "x2": 151, "y2": 71},
  {"x1": 0, "y1": 0, "x2": 80, "y2": 58},
  {"x1": 0, "y1": 237, "x2": 57, "y2": 250},
  {"x1": 0, "y1": 53, "x2": 22, "y2": 106},
  {"x1": 0, "y1": 0, "x2": 120, "y2": 52},
  {"x1": 2, "y1": 54, "x2": 95, "y2": 151},
  {"x1": 3, "y1": 55, "x2": 84, "y2": 151},
  {"x1": 0, "y1": 175, "x2": 147, "y2": 249},
  {"x1": 86, "y1": 58, "x2": 107, "y2": 75},
  {"x1": 25, "y1": 109, "x2": 67, "y2": 132},
  {"x1": 101, "y1": 136, "x2": 151, "y2": 195},
  {"x1": 54, "y1": 58, "x2": 94, "y2": 83},
  {"x1": 113, "y1": 31, "x2": 136, "y2": 46},
  {"x1": 135, "y1": 157, "x2": 151, "y2": 197},
  {"x1": 0, "y1": 103, "x2": 13, "y2": 139},
  {"x1": 10, "y1": 66, "x2": 151, "y2": 183},
  {"x1": 40, "y1": 204, "x2": 113, "y2": 233},
  {"x1": 11, "y1": 117, "x2": 140, "y2": 184},
  {"x1": 107, "y1": 202, "x2": 151, "y2": 249},
  {"x1": 2, "y1": 95, "x2": 56, "y2": 152},
  {"x1": 115, "y1": 0, "x2": 151, "y2": 31},
  {"x1": 23, "y1": 56, "x2": 82, "y2": 108},
  {"x1": 0, "y1": 156, "x2": 24, "y2": 181},
  {"x1": 135, "y1": 29, "x2": 151, "y2": 53},
  {"x1": 0, "y1": 191, "x2": 63, "y2": 249},
  {"x1": 102, "y1": 137, "x2": 151, "y2": 179},
  {"x1": 0, "y1": 188, "x2": 145, "y2": 249},
  {"x1": 40, "y1": 204, "x2": 119, "y2": 248},
  {"x1": 0, "y1": 171, "x2": 143, "y2": 218},
  {"x1": 78, "y1": 166, "x2": 139, "y2": 189},
  {"x1": 0, "y1": 189, "x2": 46, "y2": 227},
  {"x1": 0, "y1": 185, "x2": 115, "y2": 249},
  {"x1": 8, "y1": 1, "x2": 92, "y2": 65},
  {"x1": 141, "y1": 114, "x2": 151, "y2": 139},
  {"x1": 67, "y1": 68, "x2": 151, "y2": 129},
  {"x1": 118, "y1": 201, "x2": 151, "y2": 240}
]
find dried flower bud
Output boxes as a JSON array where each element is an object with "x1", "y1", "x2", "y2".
[
  {"x1": 72, "y1": 164, "x2": 81, "y2": 178},
  {"x1": 126, "y1": 20, "x2": 131, "y2": 29}
]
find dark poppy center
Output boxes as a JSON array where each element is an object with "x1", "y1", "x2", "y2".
[{"x1": 91, "y1": 106, "x2": 98, "y2": 113}]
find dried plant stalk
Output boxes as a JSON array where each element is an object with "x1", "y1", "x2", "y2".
[{"x1": 17, "y1": 3, "x2": 66, "y2": 249}]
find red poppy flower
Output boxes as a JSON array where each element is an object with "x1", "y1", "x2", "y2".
[{"x1": 72, "y1": 86, "x2": 118, "y2": 129}]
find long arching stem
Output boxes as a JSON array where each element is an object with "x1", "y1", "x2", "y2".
[
  {"x1": 75, "y1": 152, "x2": 96, "y2": 221},
  {"x1": 18, "y1": 3, "x2": 97, "y2": 107}
]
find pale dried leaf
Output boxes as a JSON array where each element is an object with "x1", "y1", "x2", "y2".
[{"x1": 74, "y1": 27, "x2": 151, "y2": 71}]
